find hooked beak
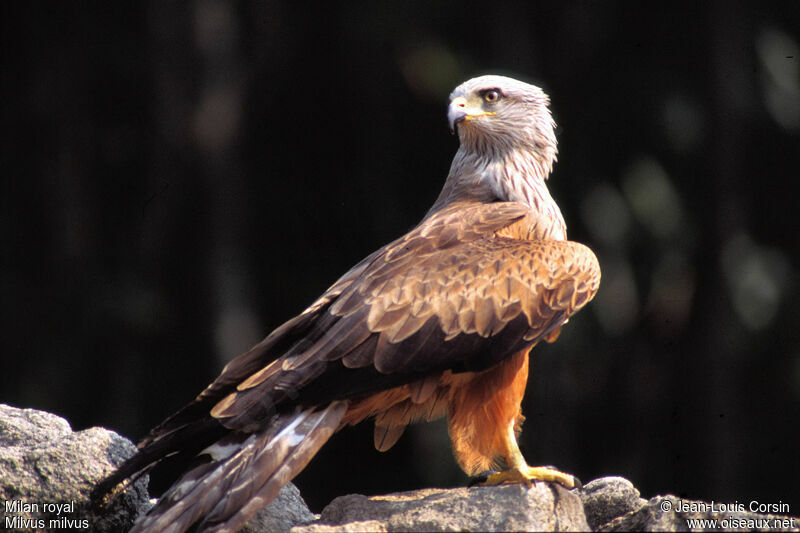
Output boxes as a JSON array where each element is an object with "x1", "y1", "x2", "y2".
[
  {"x1": 448, "y1": 96, "x2": 469, "y2": 134},
  {"x1": 447, "y1": 96, "x2": 496, "y2": 134}
]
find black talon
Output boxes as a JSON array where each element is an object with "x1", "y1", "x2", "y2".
[{"x1": 467, "y1": 470, "x2": 498, "y2": 487}]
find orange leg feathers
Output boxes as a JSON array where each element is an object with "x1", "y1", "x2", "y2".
[
  {"x1": 446, "y1": 349, "x2": 530, "y2": 475},
  {"x1": 447, "y1": 347, "x2": 578, "y2": 489},
  {"x1": 344, "y1": 347, "x2": 576, "y2": 489}
]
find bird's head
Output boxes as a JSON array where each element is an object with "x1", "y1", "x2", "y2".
[{"x1": 447, "y1": 75, "x2": 557, "y2": 161}]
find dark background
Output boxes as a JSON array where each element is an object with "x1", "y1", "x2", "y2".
[{"x1": 2, "y1": 0, "x2": 799, "y2": 514}]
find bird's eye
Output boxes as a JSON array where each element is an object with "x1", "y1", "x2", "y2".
[{"x1": 483, "y1": 89, "x2": 501, "y2": 103}]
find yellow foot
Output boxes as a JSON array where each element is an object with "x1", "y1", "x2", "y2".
[{"x1": 475, "y1": 466, "x2": 580, "y2": 489}]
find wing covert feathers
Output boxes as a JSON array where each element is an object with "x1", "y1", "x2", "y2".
[
  {"x1": 203, "y1": 201, "x2": 598, "y2": 429},
  {"x1": 200, "y1": 202, "x2": 597, "y2": 428}
]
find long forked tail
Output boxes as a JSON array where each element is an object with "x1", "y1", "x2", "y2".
[{"x1": 131, "y1": 401, "x2": 347, "y2": 533}]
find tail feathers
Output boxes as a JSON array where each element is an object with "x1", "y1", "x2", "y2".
[
  {"x1": 92, "y1": 417, "x2": 226, "y2": 505},
  {"x1": 130, "y1": 401, "x2": 347, "y2": 533}
]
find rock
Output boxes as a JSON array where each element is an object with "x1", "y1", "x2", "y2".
[
  {"x1": 4, "y1": 404, "x2": 797, "y2": 532},
  {"x1": 241, "y1": 483, "x2": 317, "y2": 533},
  {"x1": 292, "y1": 520, "x2": 388, "y2": 533},
  {"x1": 580, "y1": 476, "x2": 647, "y2": 529},
  {"x1": 0, "y1": 404, "x2": 317, "y2": 533},
  {"x1": 0, "y1": 403, "x2": 151, "y2": 532},
  {"x1": 597, "y1": 494, "x2": 800, "y2": 532},
  {"x1": 293, "y1": 483, "x2": 589, "y2": 532}
]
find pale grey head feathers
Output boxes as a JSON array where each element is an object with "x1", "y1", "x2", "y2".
[
  {"x1": 428, "y1": 75, "x2": 563, "y2": 217},
  {"x1": 447, "y1": 75, "x2": 557, "y2": 163}
]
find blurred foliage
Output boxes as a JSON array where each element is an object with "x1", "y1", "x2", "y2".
[{"x1": 2, "y1": 0, "x2": 799, "y2": 511}]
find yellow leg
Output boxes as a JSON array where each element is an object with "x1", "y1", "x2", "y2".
[{"x1": 480, "y1": 423, "x2": 579, "y2": 489}]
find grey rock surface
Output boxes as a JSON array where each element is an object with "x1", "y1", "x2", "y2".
[
  {"x1": 598, "y1": 494, "x2": 799, "y2": 532},
  {"x1": 0, "y1": 404, "x2": 317, "y2": 533},
  {"x1": 293, "y1": 483, "x2": 589, "y2": 532},
  {"x1": 242, "y1": 482, "x2": 318, "y2": 533},
  {"x1": 581, "y1": 476, "x2": 647, "y2": 529},
  {"x1": 0, "y1": 403, "x2": 151, "y2": 532},
  {"x1": 4, "y1": 404, "x2": 798, "y2": 532},
  {"x1": 293, "y1": 520, "x2": 388, "y2": 532}
]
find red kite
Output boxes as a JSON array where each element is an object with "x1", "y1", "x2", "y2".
[{"x1": 95, "y1": 75, "x2": 601, "y2": 533}]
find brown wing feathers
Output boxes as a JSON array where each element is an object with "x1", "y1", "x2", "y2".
[
  {"x1": 208, "y1": 203, "x2": 597, "y2": 414},
  {"x1": 203, "y1": 204, "x2": 598, "y2": 437}
]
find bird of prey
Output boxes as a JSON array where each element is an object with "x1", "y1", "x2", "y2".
[{"x1": 94, "y1": 75, "x2": 601, "y2": 532}]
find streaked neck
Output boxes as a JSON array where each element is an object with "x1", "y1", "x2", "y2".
[{"x1": 428, "y1": 145, "x2": 565, "y2": 233}]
